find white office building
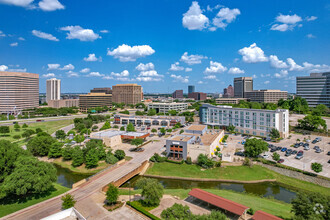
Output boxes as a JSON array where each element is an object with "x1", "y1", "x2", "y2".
[
  {"x1": 147, "y1": 102, "x2": 188, "y2": 114},
  {"x1": 199, "y1": 104, "x2": 289, "y2": 138},
  {"x1": 46, "y1": 78, "x2": 61, "y2": 102}
]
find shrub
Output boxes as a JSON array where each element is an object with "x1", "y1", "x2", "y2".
[
  {"x1": 185, "y1": 157, "x2": 192, "y2": 164},
  {"x1": 197, "y1": 154, "x2": 214, "y2": 169},
  {"x1": 311, "y1": 163, "x2": 322, "y2": 173},
  {"x1": 114, "y1": 150, "x2": 125, "y2": 160},
  {"x1": 22, "y1": 123, "x2": 28, "y2": 128},
  {"x1": 61, "y1": 194, "x2": 76, "y2": 209},
  {"x1": 243, "y1": 158, "x2": 253, "y2": 167},
  {"x1": 247, "y1": 208, "x2": 254, "y2": 215},
  {"x1": 215, "y1": 161, "x2": 221, "y2": 167},
  {"x1": 106, "y1": 154, "x2": 119, "y2": 164},
  {"x1": 13, "y1": 134, "x2": 21, "y2": 140},
  {"x1": 127, "y1": 201, "x2": 160, "y2": 220}
]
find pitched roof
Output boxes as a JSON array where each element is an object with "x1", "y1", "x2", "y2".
[
  {"x1": 253, "y1": 210, "x2": 283, "y2": 220},
  {"x1": 188, "y1": 188, "x2": 248, "y2": 216}
]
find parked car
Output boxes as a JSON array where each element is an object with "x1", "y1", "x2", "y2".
[
  {"x1": 276, "y1": 146, "x2": 282, "y2": 151},
  {"x1": 327, "y1": 151, "x2": 330, "y2": 156},
  {"x1": 303, "y1": 143, "x2": 309, "y2": 147},
  {"x1": 328, "y1": 160, "x2": 330, "y2": 164},
  {"x1": 294, "y1": 143, "x2": 300, "y2": 148},
  {"x1": 315, "y1": 148, "x2": 323, "y2": 153},
  {"x1": 304, "y1": 145, "x2": 310, "y2": 150},
  {"x1": 277, "y1": 159, "x2": 284, "y2": 163},
  {"x1": 306, "y1": 139, "x2": 311, "y2": 143},
  {"x1": 292, "y1": 150, "x2": 297, "y2": 155},
  {"x1": 281, "y1": 147, "x2": 287, "y2": 152},
  {"x1": 265, "y1": 137, "x2": 271, "y2": 141},
  {"x1": 261, "y1": 154, "x2": 269, "y2": 159},
  {"x1": 295, "y1": 151, "x2": 304, "y2": 160},
  {"x1": 270, "y1": 148, "x2": 277, "y2": 152},
  {"x1": 285, "y1": 149, "x2": 293, "y2": 156},
  {"x1": 312, "y1": 140, "x2": 318, "y2": 144},
  {"x1": 315, "y1": 137, "x2": 322, "y2": 142},
  {"x1": 234, "y1": 152, "x2": 245, "y2": 157},
  {"x1": 313, "y1": 146, "x2": 320, "y2": 150},
  {"x1": 241, "y1": 141, "x2": 246, "y2": 145}
]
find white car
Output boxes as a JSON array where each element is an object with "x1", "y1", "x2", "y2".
[{"x1": 262, "y1": 154, "x2": 269, "y2": 159}]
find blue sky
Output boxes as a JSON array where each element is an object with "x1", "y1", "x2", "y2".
[{"x1": 0, "y1": 0, "x2": 329, "y2": 94}]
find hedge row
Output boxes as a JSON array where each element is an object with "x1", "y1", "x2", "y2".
[
  {"x1": 165, "y1": 158, "x2": 184, "y2": 164},
  {"x1": 126, "y1": 201, "x2": 160, "y2": 220}
]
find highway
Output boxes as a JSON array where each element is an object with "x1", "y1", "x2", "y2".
[{"x1": 2, "y1": 139, "x2": 165, "y2": 220}]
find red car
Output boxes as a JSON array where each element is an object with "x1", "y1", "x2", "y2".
[{"x1": 277, "y1": 159, "x2": 284, "y2": 163}]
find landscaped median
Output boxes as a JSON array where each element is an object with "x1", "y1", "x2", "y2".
[{"x1": 144, "y1": 162, "x2": 330, "y2": 196}]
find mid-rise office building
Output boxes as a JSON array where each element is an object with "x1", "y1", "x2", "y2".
[
  {"x1": 188, "y1": 92, "x2": 207, "y2": 101},
  {"x1": 112, "y1": 84, "x2": 143, "y2": 105},
  {"x1": 147, "y1": 102, "x2": 188, "y2": 113},
  {"x1": 296, "y1": 72, "x2": 330, "y2": 107},
  {"x1": 46, "y1": 78, "x2": 61, "y2": 102},
  {"x1": 79, "y1": 93, "x2": 112, "y2": 112},
  {"x1": 114, "y1": 114, "x2": 185, "y2": 126},
  {"x1": 172, "y1": 90, "x2": 183, "y2": 99},
  {"x1": 90, "y1": 87, "x2": 112, "y2": 94},
  {"x1": 200, "y1": 104, "x2": 289, "y2": 138},
  {"x1": 223, "y1": 85, "x2": 234, "y2": 98},
  {"x1": 245, "y1": 90, "x2": 288, "y2": 103},
  {"x1": 216, "y1": 98, "x2": 248, "y2": 105},
  {"x1": 234, "y1": 77, "x2": 253, "y2": 98},
  {"x1": 188, "y1": 85, "x2": 195, "y2": 94},
  {"x1": 0, "y1": 71, "x2": 39, "y2": 114},
  {"x1": 48, "y1": 99, "x2": 79, "y2": 108}
]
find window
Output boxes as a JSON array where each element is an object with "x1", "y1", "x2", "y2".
[
  {"x1": 260, "y1": 132, "x2": 264, "y2": 136},
  {"x1": 253, "y1": 131, "x2": 256, "y2": 135}
]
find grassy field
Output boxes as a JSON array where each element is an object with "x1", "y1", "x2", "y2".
[
  {"x1": 145, "y1": 162, "x2": 330, "y2": 196},
  {"x1": 118, "y1": 188, "x2": 292, "y2": 218},
  {"x1": 146, "y1": 162, "x2": 276, "y2": 181},
  {"x1": 1, "y1": 119, "x2": 73, "y2": 143},
  {"x1": 0, "y1": 183, "x2": 69, "y2": 218},
  {"x1": 53, "y1": 158, "x2": 111, "y2": 174}
]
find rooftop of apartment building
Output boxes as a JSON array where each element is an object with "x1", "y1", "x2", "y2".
[
  {"x1": 0, "y1": 71, "x2": 39, "y2": 78},
  {"x1": 202, "y1": 103, "x2": 289, "y2": 113},
  {"x1": 170, "y1": 129, "x2": 222, "y2": 146},
  {"x1": 115, "y1": 113, "x2": 185, "y2": 120}
]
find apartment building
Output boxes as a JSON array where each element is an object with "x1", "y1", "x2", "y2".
[
  {"x1": 296, "y1": 72, "x2": 330, "y2": 107},
  {"x1": 114, "y1": 113, "x2": 185, "y2": 126},
  {"x1": 166, "y1": 125, "x2": 224, "y2": 161},
  {"x1": 223, "y1": 85, "x2": 234, "y2": 98},
  {"x1": 0, "y1": 71, "x2": 39, "y2": 114},
  {"x1": 147, "y1": 102, "x2": 188, "y2": 113},
  {"x1": 112, "y1": 84, "x2": 143, "y2": 105},
  {"x1": 199, "y1": 104, "x2": 289, "y2": 138},
  {"x1": 79, "y1": 93, "x2": 112, "y2": 112},
  {"x1": 48, "y1": 99, "x2": 79, "y2": 108},
  {"x1": 46, "y1": 78, "x2": 61, "y2": 102},
  {"x1": 245, "y1": 90, "x2": 288, "y2": 103},
  {"x1": 188, "y1": 92, "x2": 207, "y2": 101},
  {"x1": 216, "y1": 98, "x2": 248, "y2": 105},
  {"x1": 234, "y1": 77, "x2": 253, "y2": 98},
  {"x1": 172, "y1": 90, "x2": 183, "y2": 99}
]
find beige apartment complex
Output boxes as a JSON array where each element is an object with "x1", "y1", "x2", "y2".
[
  {"x1": 48, "y1": 99, "x2": 79, "y2": 108},
  {"x1": 112, "y1": 84, "x2": 142, "y2": 105},
  {"x1": 0, "y1": 71, "x2": 39, "y2": 114},
  {"x1": 79, "y1": 93, "x2": 112, "y2": 112},
  {"x1": 245, "y1": 90, "x2": 288, "y2": 103}
]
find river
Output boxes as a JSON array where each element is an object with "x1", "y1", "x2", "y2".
[{"x1": 55, "y1": 164, "x2": 92, "y2": 188}]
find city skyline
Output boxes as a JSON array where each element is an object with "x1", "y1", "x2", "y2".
[{"x1": 0, "y1": 0, "x2": 329, "y2": 93}]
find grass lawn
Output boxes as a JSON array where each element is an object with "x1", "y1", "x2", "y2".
[
  {"x1": 1, "y1": 119, "x2": 73, "y2": 143},
  {"x1": 145, "y1": 162, "x2": 330, "y2": 196},
  {"x1": 53, "y1": 158, "x2": 111, "y2": 175},
  {"x1": 0, "y1": 183, "x2": 69, "y2": 218},
  {"x1": 146, "y1": 162, "x2": 276, "y2": 181},
  {"x1": 119, "y1": 188, "x2": 292, "y2": 218}
]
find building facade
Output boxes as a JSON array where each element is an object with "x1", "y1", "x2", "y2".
[
  {"x1": 172, "y1": 90, "x2": 183, "y2": 99},
  {"x1": 79, "y1": 93, "x2": 112, "y2": 112},
  {"x1": 223, "y1": 85, "x2": 234, "y2": 98},
  {"x1": 0, "y1": 71, "x2": 39, "y2": 114},
  {"x1": 199, "y1": 104, "x2": 289, "y2": 138},
  {"x1": 234, "y1": 77, "x2": 253, "y2": 98},
  {"x1": 114, "y1": 113, "x2": 185, "y2": 126},
  {"x1": 188, "y1": 85, "x2": 195, "y2": 94},
  {"x1": 188, "y1": 92, "x2": 207, "y2": 101},
  {"x1": 48, "y1": 99, "x2": 79, "y2": 108},
  {"x1": 216, "y1": 98, "x2": 248, "y2": 105},
  {"x1": 147, "y1": 102, "x2": 188, "y2": 113},
  {"x1": 296, "y1": 72, "x2": 330, "y2": 107},
  {"x1": 245, "y1": 90, "x2": 288, "y2": 103},
  {"x1": 46, "y1": 78, "x2": 61, "y2": 102},
  {"x1": 112, "y1": 84, "x2": 143, "y2": 105},
  {"x1": 90, "y1": 87, "x2": 112, "y2": 94}
]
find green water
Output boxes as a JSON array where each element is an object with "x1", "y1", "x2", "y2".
[{"x1": 54, "y1": 164, "x2": 92, "y2": 188}]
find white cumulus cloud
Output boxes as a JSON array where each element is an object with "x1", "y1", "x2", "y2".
[
  {"x1": 169, "y1": 62, "x2": 184, "y2": 71},
  {"x1": 306, "y1": 34, "x2": 316, "y2": 39},
  {"x1": 111, "y1": 70, "x2": 130, "y2": 77},
  {"x1": 182, "y1": 1, "x2": 209, "y2": 31},
  {"x1": 107, "y1": 44, "x2": 155, "y2": 62},
  {"x1": 228, "y1": 67, "x2": 244, "y2": 74},
  {"x1": 0, "y1": 65, "x2": 8, "y2": 71},
  {"x1": 264, "y1": 80, "x2": 270, "y2": 84},
  {"x1": 67, "y1": 71, "x2": 79, "y2": 77},
  {"x1": 32, "y1": 30, "x2": 59, "y2": 41},
  {"x1": 83, "y1": 53, "x2": 101, "y2": 62},
  {"x1": 47, "y1": 64, "x2": 60, "y2": 70},
  {"x1": 204, "y1": 75, "x2": 216, "y2": 79},
  {"x1": 38, "y1": 0, "x2": 64, "y2": 11},
  {"x1": 80, "y1": 68, "x2": 90, "y2": 73},
  {"x1": 0, "y1": 0, "x2": 34, "y2": 7},
  {"x1": 269, "y1": 55, "x2": 288, "y2": 68},
  {"x1": 170, "y1": 74, "x2": 189, "y2": 83},
  {"x1": 212, "y1": 7, "x2": 240, "y2": 30},
  {"x1": 60, "y1": 26, "x2": 100, "y2": 42},
  {"x1": 274, "y1": 70, "x2": 289, "y2": 78},
  {"x1": 306, "y1": 16, "x2": 317, "y2": 21},
  {"x1": 42, "y1": 73, "x2": 55, "y2": 78},
  {"x1": 185, "y1": 67, "x2": 192, "y2": 72},
  {"x1": 271, "y1": 14, "x2": 302, "y2": 32},
  {"x1": 136, "y1": 62, "x2": 154, "y2": 71},
  {"x1": 287, "y1": 58, "x2": 303, "y2": 71},
  {"x1": 204, "y1": 61, "x2": 227, "y2": 74},
  {"x1": 10, "y1": 42, "x2": 18, "y2": 47},
  {"x1": 87, "y1": 72, "x2": 104, "y2": 77},
  {"x1": 60, "y1": 64, "x2": 74, "y2": 71},
  {"x1": 238, "y1": 43, "x2": 268, "y2": 63},
  {"x1": 180, "y1": 52, "x2": 207, "y2": 65}
]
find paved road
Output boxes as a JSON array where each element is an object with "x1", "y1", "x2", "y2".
[
  {"x1": 51, "y1": 124, "x2": 75, "y2": 137},
  {"x1": 2, "y1": 140, "x2": 165, "y2": 220}
]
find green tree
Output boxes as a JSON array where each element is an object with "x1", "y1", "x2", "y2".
[
  {"x1": 61, "y1": 194, "x2": 76, "y2": 209},
  {"x1": 114, "y1": 149, "x2": 125, "y2": 160},
  {"x1": 168, "y1": 110, "x2": 178, "y2": 116},
  {"x1": 297, "y1": 115, "x2": 327, "y2": 132},
  {"x1": 136, "y1": 178, "x2": 164, "y2": 206},
  {"x1": 0, "y1": 126, "x2": 10, "y2": 135},
  {"x1": 291, "y1": 97, "x2": 309, "y2": 113},
  {"x1": 147, "y1": 108, "x2": 157, "y2": 116},
  {"x1": 312, "y1": 104, "x2": 328, "y2": 116},
  {"x1": 100, "y1": 121, "x2": 111, "y2": 131},
  {"x1": 311, "y1": 162, "x2": 323, "y2": 173},
  {"x1": 62, "y1": 146, "x2": 74, "y2": 160},
  {"x1": 105, "y1": 153, "x2": 118, "y2": 164},
  {"x1": 22, "y1": 129, "x2": 35, "y2": 139},
  {"x1": 74, "y1": 134, "x2": 85, "y2": 145},
  {"x1": 120, "y1": 126, "x2": 125, "y2": 131},
  {"x1": 126, "y1": 122, "x2": 135, "y2": 132},
  {"x1": 22, "y1": 123, "x2": 28, "y2": 128},
  {"x1": 151, "y1": 128, "x2": 157, "y2": 133},
  {"x1": 55, "y1": 129, "x2": 66, "y2": 140},
  {"x1": 14, "y1": 123, "x2": 20, "y2": 131},
  {"x1": 71, "y1": 147, "x2": 84, "y2": 167},
  {"x1": 85, "y1": 148, "x2": 99, "y2": 169},
  {"x1": 48, "y1": 142, "x2": 63, "y2": 158},
  {"x1": 135, "y1": 103, "x2": 146, "y2": 109},
  {"x1": 269, "y1": 128, "x2": 280, "y2": 139},
  {"x1": 131, "y1": 138, "x2": 143, "y2": 147},
  {"x1": 35, "y1": 128, "x2": 43, "y2": 134},
  {"x1": 272, "y1": 152, "x2": 280, "y2": 162},
  {"x1": 13, "y1": 134, "x2": 21, "y2": 139},
  {"x1": 27, "y1": 135, "x2": 56, "y2": 156},
  {"x1": 92, "y1": 125, "x2": 98, "y2": 131},
  {"x1": 244, "y1": 138, "x2": 268, "y2": 158},
  {"x1": 167, "y1": 129, "x2": 172, "y2": 133},
  {"x1": 180, "y1": 129, "x2": 184, "y2": 134},
  {"x1": 160, "y1": 127, "x2": 166, "y2": 134},
  {"x1": 161, "y1": 203, "x2": 192, "y2": 219},
  {"x1": 106, "y1": 183, "x2": 119, "y2": 205},
  {"x1": 0, "y1": 157, "x2": 57, "y2": 199},
  {"x1": 197, "y1": 154, "x2": 214, "y2": 169},
  {"x1": 227, "y1": 124, "x2": 236, "y2": 133}
]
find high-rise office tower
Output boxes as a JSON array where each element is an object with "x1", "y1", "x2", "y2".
[
  {"x1": 234, "y1": 77, "x2": 253, "y2": 98},
  {"x1": 112, "y1": 84, "x2": 143, "y2": 105},
  {"x1": 90, "y1": 87, "x2": 112, "y2": 94},
  {"x1": 188, "y1": 85, "x2": 195, "y2": 94},
  {"x1": 296, "y1": 72, "x2": 330, "y2": 107},
  {"x1": 223, "y1": 85, "x2": 234, "y2": 98},
  {"x1": 46, "y1": 78, "x2": 61, "y2": 102},
  {"x1": 0, "y1": 71, "x2": 39, "y2": 113},
  {"x1": 172, "y1": 90, "x2": 183, "y2": 99}
]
